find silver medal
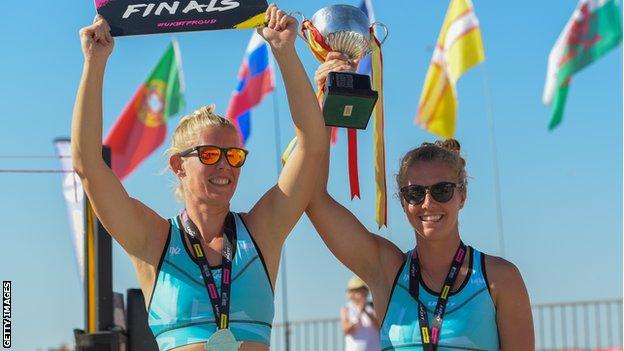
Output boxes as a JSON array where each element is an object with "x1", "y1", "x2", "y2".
[{"x1": 205, "y1": 329, "x2": 243, "y2": 351}]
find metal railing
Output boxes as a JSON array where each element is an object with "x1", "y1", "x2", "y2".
[
  {"x1": 270, "y1": 299, "x2": 623, "y2": 351},
  {"x1": 533, "y1": 299, "x2": 622, "y2": 351},
  {"x1": 271, "y1": 318, "x2": 342, "y2": 351}
]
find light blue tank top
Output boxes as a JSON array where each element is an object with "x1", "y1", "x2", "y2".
[
  {"x1": 147, "y1": 213, "x2": 275, "y2": 350},
  {"x1": 380, "y1": 247, "x2": 499, "y2": 351}
]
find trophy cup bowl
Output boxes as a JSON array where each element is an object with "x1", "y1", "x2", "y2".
[
  {"x1": 310, "y1": 4, "x2": 372, "y2": 61},
  {"x1": 293, "y1": 4, "x2": 388, "y2": 129}
]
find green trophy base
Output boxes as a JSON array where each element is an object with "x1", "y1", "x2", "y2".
[{"x1": 322, "y1": 71, "x2": 379, "y2": 130}]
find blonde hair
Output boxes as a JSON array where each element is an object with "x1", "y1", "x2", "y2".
[
  {"x1": 166, "y1": 105, "x2": 238, "y2": 201},
  {"x1": 396, "y1": 138, "x2": 468, "y2": 191}
]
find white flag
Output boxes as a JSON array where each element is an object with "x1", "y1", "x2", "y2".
[{"x1": 54, "y1": 138, "x2": 85, "y2": 286}]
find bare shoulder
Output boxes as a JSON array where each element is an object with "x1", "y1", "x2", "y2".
[
  {"x1": 237, "y1": 212, "x2": 256, "y2": 239},
  {"x1": 375, "y1": 235, "x2": 406, "y2": 287},
  {"x1": 240, "y1": 205, "x2": 266, "y2": 237},
  {"x1": 483, "y1": 254, "x2": 528, "y2": 304},
  {"x1": 239, "y1": 210, "x2": 282, "y2": 252},
  {"x1": 236, "y1": 211, "x2": 282, "y2": 284},
  {"x1": 237, "y1": 211, "x2": 273, "y2": 250},
  {"x1": 363, "y1": 235, "x2": 405, "y2": 322},
  {"x1": 130, "y1": 198, "x2": 171, "y2": 265},
  {"x1": 127, "y1": 203, "x2": 171, "y2": 308},
  {"x1": 483, "y1": 254, "x2": 524, "y2": 282},
  {"x1": 237, "y1": 212, "x2": 257, "y2": 239},
  {"x1": 484, "y1": 254, "x2": 534, "y2": 348}
]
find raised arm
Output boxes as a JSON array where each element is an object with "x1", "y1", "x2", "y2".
[
  {"x1": 72, "y1": 16, "x2": 168, "y2": 264},
  {"x1": 246, "y1": 5, "x2": 327, "y2": 242},
  {"x1": 305, "y1": 53, "x2": 404, "y2": 289},
  {"x1": 340, "y1": 307, "x2": 359, "y2": 335}
]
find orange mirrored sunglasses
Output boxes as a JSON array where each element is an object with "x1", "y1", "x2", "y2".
[{"x1": 179, "y1": 145, "x2": 249, "y2": 168}]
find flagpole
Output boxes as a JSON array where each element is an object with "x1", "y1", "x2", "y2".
[
  {"x1": 480, "y1": 64, "x2": 506, "y2": 258},
  {"x1": 271, "y1": 78, "x2": 291, "y2": 351}
]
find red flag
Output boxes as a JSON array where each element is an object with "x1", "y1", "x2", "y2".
[{"x1": 104, "y1": 41, "x2": 185, "y2": 179}]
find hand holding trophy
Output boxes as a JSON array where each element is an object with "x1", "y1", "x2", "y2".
[
  {"x1": 314, "y1": 51, "x2": 359, "y2": 87},
  {"x1": 292, "y1": 4, "x2": 390, "y2": 228}
]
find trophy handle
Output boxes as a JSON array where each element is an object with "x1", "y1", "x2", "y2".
[
  {"x1": 289, "y1": 11, "x2": 308, "y2": 41},
  {"x1": 370, "y1": 22, "x2": 389, "y2": 45}
]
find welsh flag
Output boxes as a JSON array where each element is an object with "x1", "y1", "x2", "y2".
[
  {"x1": 543, "y1": 0, "x2": 622, "y2": 130},
  {"x1": 104, "y1": 41, "x2": 185, "y2": 179}
]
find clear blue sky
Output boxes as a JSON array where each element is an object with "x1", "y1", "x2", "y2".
[{"x1": 0, "y1": 0, "x2": 621, "y2": 349}]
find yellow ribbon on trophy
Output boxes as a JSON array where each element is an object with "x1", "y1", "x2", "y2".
[
  {"x1": 282, "y1": 21, "x2": 387, "y2": 228},
  {"x1": 368, "y1": 27, "x2": 387, "y2": 228}
]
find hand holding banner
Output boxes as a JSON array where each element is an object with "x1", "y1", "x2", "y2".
[{"x1": 95, "y1": 0, "x2": 269, "y2": 36}]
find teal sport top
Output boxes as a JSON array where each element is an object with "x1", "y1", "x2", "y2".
[
  {"x1": 147, "y1": 213, "x2": 274, "y2": 350},
  {"x1": 380, "y1": 247, "x2": 500, "y2": 351}
]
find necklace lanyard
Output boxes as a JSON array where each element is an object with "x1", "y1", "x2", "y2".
[
  {"x1": 409, "y1": 242, "x2": 467, "y2": 350},
  {"x1": 179, "y1": 209, "x2": 236, "y2": 330}
]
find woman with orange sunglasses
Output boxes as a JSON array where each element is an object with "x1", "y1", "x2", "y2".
[{"x1": 72, "y1": 5, "x2": 326, "y2": 351}]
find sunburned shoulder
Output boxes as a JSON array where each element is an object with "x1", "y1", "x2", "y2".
[
  {"x1": 484, "y1": 254, "x2": 519, "y2": 273},
  {"x1": 482, "y1": 254, "x2": 527, "y2": 304},
  {"x1": 138, "y1": 213, "x2": 170, "y2": 264},
  {"x1": 374, "y1": 235, "x2": 406, "y2": 286},
  {"x1": 237, "y1": 212, "x2": 254, "y2": 232}
]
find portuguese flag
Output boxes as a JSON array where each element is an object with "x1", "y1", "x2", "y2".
[
  {"x1": 543, "y1": 0, "x2": 622, "y2": 130},
  {"x1": 104, "y1": 41, "x2": 185, "y2": 179}
]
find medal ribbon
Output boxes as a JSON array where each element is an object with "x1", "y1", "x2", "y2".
[
  {"x1": 179, "y1": 209, "x2": 236, "y2": 330},
  {"x1": 409, "y1": 242, "x2": 467, "y2": 350}
]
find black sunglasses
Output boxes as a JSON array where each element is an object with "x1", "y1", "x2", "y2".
[
  {"x1": 399, "y1": 182, "x2": 463, "y2": 205},
  {"x1": 179, "y1": 145, "x2": 249, "y2": 168}
]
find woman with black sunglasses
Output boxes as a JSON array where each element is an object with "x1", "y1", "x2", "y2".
[
  {"x1": 72, "y1": 5, "x2": 326, "y2": 351},
  {"x1": 306, "y1": 54, "x2": 534, "y2": 350}
]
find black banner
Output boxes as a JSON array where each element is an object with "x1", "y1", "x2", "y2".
[{"x1": 95, "y1": 0, "x2": 268, "y2": 36}]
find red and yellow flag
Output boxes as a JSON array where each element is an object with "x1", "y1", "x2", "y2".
[
  {"x1": 416, "y1": 0, "x2": 485, "y2": 138},
  {"x1": 104, "y1": 41, "x2": 185, "y2": 179}
]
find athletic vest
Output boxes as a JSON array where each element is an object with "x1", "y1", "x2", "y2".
[
  {"x1": 380, "y1": 247, "x2": 499, "y2": 351},
  {"x1": 147, "y1": 213, "x2": 274, "y2": 350}
]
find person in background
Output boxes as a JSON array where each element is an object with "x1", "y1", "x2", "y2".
[{"x1": 342, "y1": 276, "x2": 381, "y2": 351}]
